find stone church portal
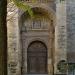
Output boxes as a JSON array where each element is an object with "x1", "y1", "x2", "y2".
[{"x1": 7, "y1": 0, "x2": 75, "y2": 75}]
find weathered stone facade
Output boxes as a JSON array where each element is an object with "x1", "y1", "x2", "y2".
[{"x1": 7, "y1": 0, "x2": 75, "y2": 75}]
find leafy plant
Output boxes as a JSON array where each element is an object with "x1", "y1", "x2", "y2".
[
  {"x1": 68, "y1": 63, "x2": 75, "y2": 73},
  {"x1": 57, "y1": 60, "x2": 75, "y2": 73},
  {"x1": 12, "y1": 0, "x2": 35, "y2": 17},
  {"x1": 57, "y1": 61, "x2": 67, "y2": 73}
]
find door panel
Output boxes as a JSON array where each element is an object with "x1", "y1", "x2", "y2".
[{"x1": 27, "y1": 41, "x2": 47, "y2": 74}]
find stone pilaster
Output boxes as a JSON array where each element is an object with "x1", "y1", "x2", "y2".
[
  {"x1": 55, "y1": 0, "x2": 67, "y2": 74},
  {"x1": 7, "y1": 5, "x2": 21, "y2": 75}
]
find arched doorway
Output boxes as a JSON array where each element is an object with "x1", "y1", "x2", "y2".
[
  {"x1": 27, "y1": 41, "x2": 47, "y2": 74},
  {"x1": 19, "y1": 6, "x2": 55, "y2": 75}
]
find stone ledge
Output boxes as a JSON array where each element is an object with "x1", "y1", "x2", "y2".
[{"x1": 54, "y1": 74, "x2": 66, "y2": 75}]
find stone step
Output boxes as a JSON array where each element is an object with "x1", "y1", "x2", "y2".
[{"x1": 24, "y1": 74, "x2": 48, "y2": 75}]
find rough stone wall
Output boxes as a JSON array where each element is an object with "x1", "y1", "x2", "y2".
[
  {"x1": 54, "y1": 0, "x2": 75, "y2": 74},
  {"x1": 67, "y1": 0, "x2": 75, "y2": 63}
]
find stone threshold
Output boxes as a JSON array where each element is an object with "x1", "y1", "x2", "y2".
[{"x1": 24, "y1": 74, "x2": 48, "y2": 75}]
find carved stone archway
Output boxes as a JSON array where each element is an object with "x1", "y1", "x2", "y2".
[{"x1": 20, "y1": 7, "x2": 55, "y2": 75}]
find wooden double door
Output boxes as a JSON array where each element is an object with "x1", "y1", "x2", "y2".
[{"x1": 27, "y1": 41, "x2": 47, "y2": 74}]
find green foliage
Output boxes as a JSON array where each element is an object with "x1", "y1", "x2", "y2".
[
  {"x1": 57, "y1": 61, "x2": 75, "y2": 73},
  {"x1": 12, "y1": 0, "x2": 35, "y2": 17},
  {"x1": 68, "y1": 64, "x2": 75, "y2": 72},
  {"x1": 57, "y1": 61, "x2": 67, "y2": 73}
]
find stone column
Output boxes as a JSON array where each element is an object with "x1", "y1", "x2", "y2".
[
  {"x1": 54, "y1": 0, "x2": 67, "y2": 74},
  {"x1": 7, "y1": 5, "x2": 21, "y2": 75}
]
